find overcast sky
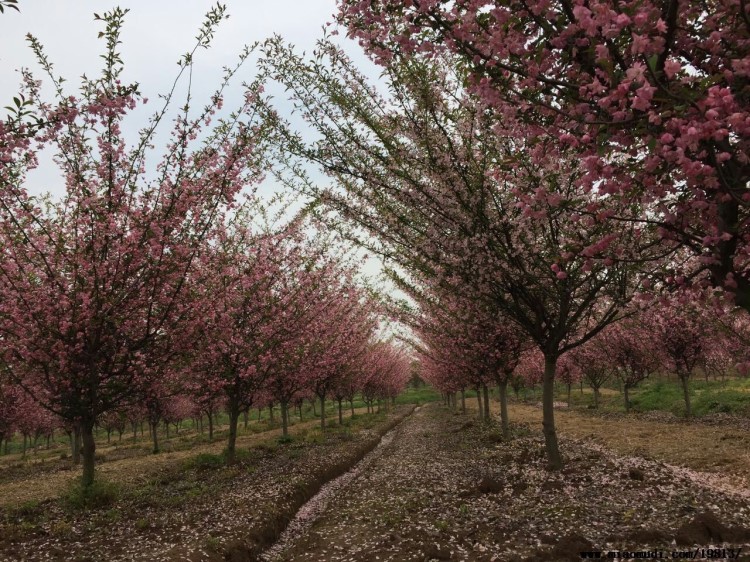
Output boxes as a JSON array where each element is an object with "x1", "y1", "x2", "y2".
[
  {"x1": 0, "y1": 1, "x2": 394, "y2": 290},
  {"x1": 0, "y1": 0, "x2": 379, "y2": 196}
]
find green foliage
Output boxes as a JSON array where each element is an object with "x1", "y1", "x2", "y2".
[
  {"x1": 692, "y1": 388, "x2": 750, "y2": 416},
  {"x1": 190, "y1": 453, "x2": 225, "y2": 470},
  {"x1": 396, "y1": 385, "x2": 441, "y2": 405},
  {"x1": 63, "y1": 479, "x2": 121, "y2": 511},
  {"x1": 615, "y1": 381, "x2": 685, "y2": 414},
  {"x1": 7, "y1": 500, "x2": 42, "y2": 520}
]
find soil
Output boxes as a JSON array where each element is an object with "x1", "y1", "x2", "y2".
[
  {"x1": 269, "y1": 404, "x2": 750, "y2": 561},
  {"x1": 0, "y1": 407, "x2": 411, "y2": 561},
  {"x1": 5, "y1": 401, "x2": 750, "y2": 561}
]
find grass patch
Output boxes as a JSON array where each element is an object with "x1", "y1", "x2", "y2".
[
  {"x1": 692, "y1": 387, "x2": 750, "y2": 416},
  {"x1": 396, "y1": 385, "x2": 442, "y2": 405},
  {"x1": 62, "y1": 479, "x2": 121, "y2": 511},
  {"x1": 190, "y1": 453, "x2": 225, "y2": 470}
]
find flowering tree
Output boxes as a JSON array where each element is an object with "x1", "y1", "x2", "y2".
[
  {"x1": 0, "y1": 380, "x2": 22, "y2": 454},
  {"x1": 0, "y1": 7, "x2": 270, "y2": 486},
  {"x1": 643, "y1": 302, "x2": 708, "y2": 418},
  {"x1": 569, "y1": 342, "x2": 611, "y2": 408},
  {"x1": 338, "y1": 0, "x2": 750, "y2": 310},
  {"x1": 262, "y1": 41, "x2": 652, "y2": 468},
  {"x1": 598, "y1": 318, "x2": 661, "y2": 411}
]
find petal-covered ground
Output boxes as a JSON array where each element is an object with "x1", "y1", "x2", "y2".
[
  {"x1": 272, "y1": 404, "x2": 750, "y2": 562},
  {"x1": 0, "y1": 407, "x2": 412, "y2": 562}
]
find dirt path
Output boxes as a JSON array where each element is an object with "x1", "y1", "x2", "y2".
[
  {"x1": 269, "y1": 404, "x2": 750, "y2": 561},
  {"x1": 0, "y1": 408, "x2": 369, "y2": 508}
]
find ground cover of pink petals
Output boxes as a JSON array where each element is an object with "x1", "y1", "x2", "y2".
[
  {"x1": 0, "y1": 408, "x2": 410, "y2": 561},
  {"x1": 273, "y1": 405, "x2": 750, "y2": 562}
]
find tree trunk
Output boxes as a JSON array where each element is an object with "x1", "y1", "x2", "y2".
[
  {"x1": 482, "y1": 384, "x2": 490, "y2": 421},
  {"x1": 312, "y1": 399, "x2": 317, "y2": 417},
  {"x1": 281, "y1": 400, "x2": 289, "y2": 437},
  {"x1": 107, "y1": 428, "x2": 111, "y2": 444},
  {"x1": 72, "y1": 424, "x2": 81, "y2": 465},
  {"x1": 542, "y1": 354, "x2": 563, "y2": 470},
  {"x1": 226, "y1": 404, "x2": 239, "y2": 464},
  {"x1": 81, "y1": 422, "x2": 96, "y2": 487},
  {"x1": 680, "y1": 374, "x2": 692, "y2": 419},
  {"x1": 338, "y1": 399, "x2": 343, "y2": 425},
  {"x1": 475, "y1": 388, "x2": 483, "y2": 420},
  {"x1": 350, "y1": 399, "x2": 355, "y2": 416},
  {"x1": 150, "y1": 421, "x2": 159, "y2": 454},
  {"x1": 623, "y1": 385, "x2": 631, "y2": 413},
  {"x1": 460, "y1": 389, "x2": 466, "y2": 413},
  {"x1": 567, "y1": 383, "x2": 571, "y2": 407},
  {"x1": 243, "y1": 409, "x2": 249, "y2": 430},
  {"x1": 22, "y1": 434, "x2": 26, "y2": 457},
  {"x1": 298, "y1": 403, "x2": 303, "y2": 421},
  {"x1": 269, "y1": 404, "x2": 275, "y2": 422},
  {"x1": 208, "y1": 412, "x2": 214, "y2": 440},
  {"x1": 498, "y1": 380, "x2": 509, "y2": 438},
  {"x1": 132, "y1": 422, "x2": 137, "y2": 442},
  {"x1": 593, "y1": 388, "x2": 600, "y2": 408},
  {"x1": 320, "y1": 395, "x2": 326, "y2": 430}
]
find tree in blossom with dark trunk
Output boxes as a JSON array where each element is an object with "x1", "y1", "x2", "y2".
[
  {"x1": 262, "y1": 41, "x2": 657, "y2": 469},
  {"x1": 642, "y1": 301, "x2": 709, "y2": 418},
  {"x1": 338, "y1": 0, "x2": 750, "y2": 311},
  {"x1": 0, "y1": 7, "x2": 270, "y2": 486}
]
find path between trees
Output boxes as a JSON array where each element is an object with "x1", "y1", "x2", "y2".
[{"x1": 265, "y1": 403, "x2": 750, "y2": 561}]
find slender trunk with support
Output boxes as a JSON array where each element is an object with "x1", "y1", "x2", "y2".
[
  {"x1": 680, "y1": 374, "x2": 692, "y2": 419},
  {"x1": 208, "y1": 412, "x2": 214, "y2": 440},
  {"x1": 72, "y1": 424, "x2": 81, "y2": 464},
  {"x1": 482, "y1": 384, "x2": 490, "y2": 421},
  {"x1": 623, "y1": 385, "x2": 631, "y2": 413},
  {"x1": 542, "y1": 354, "x2": 563, "y2": 470},
  {"x1": 338, "y1": 399, "x2": 343, "y2": 424},
  {"x1": 281, "y1": 400, "x2": 289, "y2": 437},
  {"x1": 81, "y1": 421, "x2": 97, "y2": 487},
  {"x1": 475, "y1": 388, "x2": 483, "y2": 420},
  {"x1": 226, "y1": 403, "x2": 240, "y2": 463},
  {"x1": 150, "y1": 421, "x2": 160, "y2": 454},
  {"x1": 498, "y1": 379, "x2": 509, "y2": 437},
  {"x1": 593, "y1": 387, "x2": 600, "y2": 408}
]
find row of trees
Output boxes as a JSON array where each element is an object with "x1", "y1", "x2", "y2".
[
  {"x1": 418, "y1": 294, "x2": 747, "y2": 422},
  {"x1": 0, "y1": 7, "x2": 409, "y2": 486},
  {"x1": 256, "y1": 0, "x2": 749, "y2": 470}
]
